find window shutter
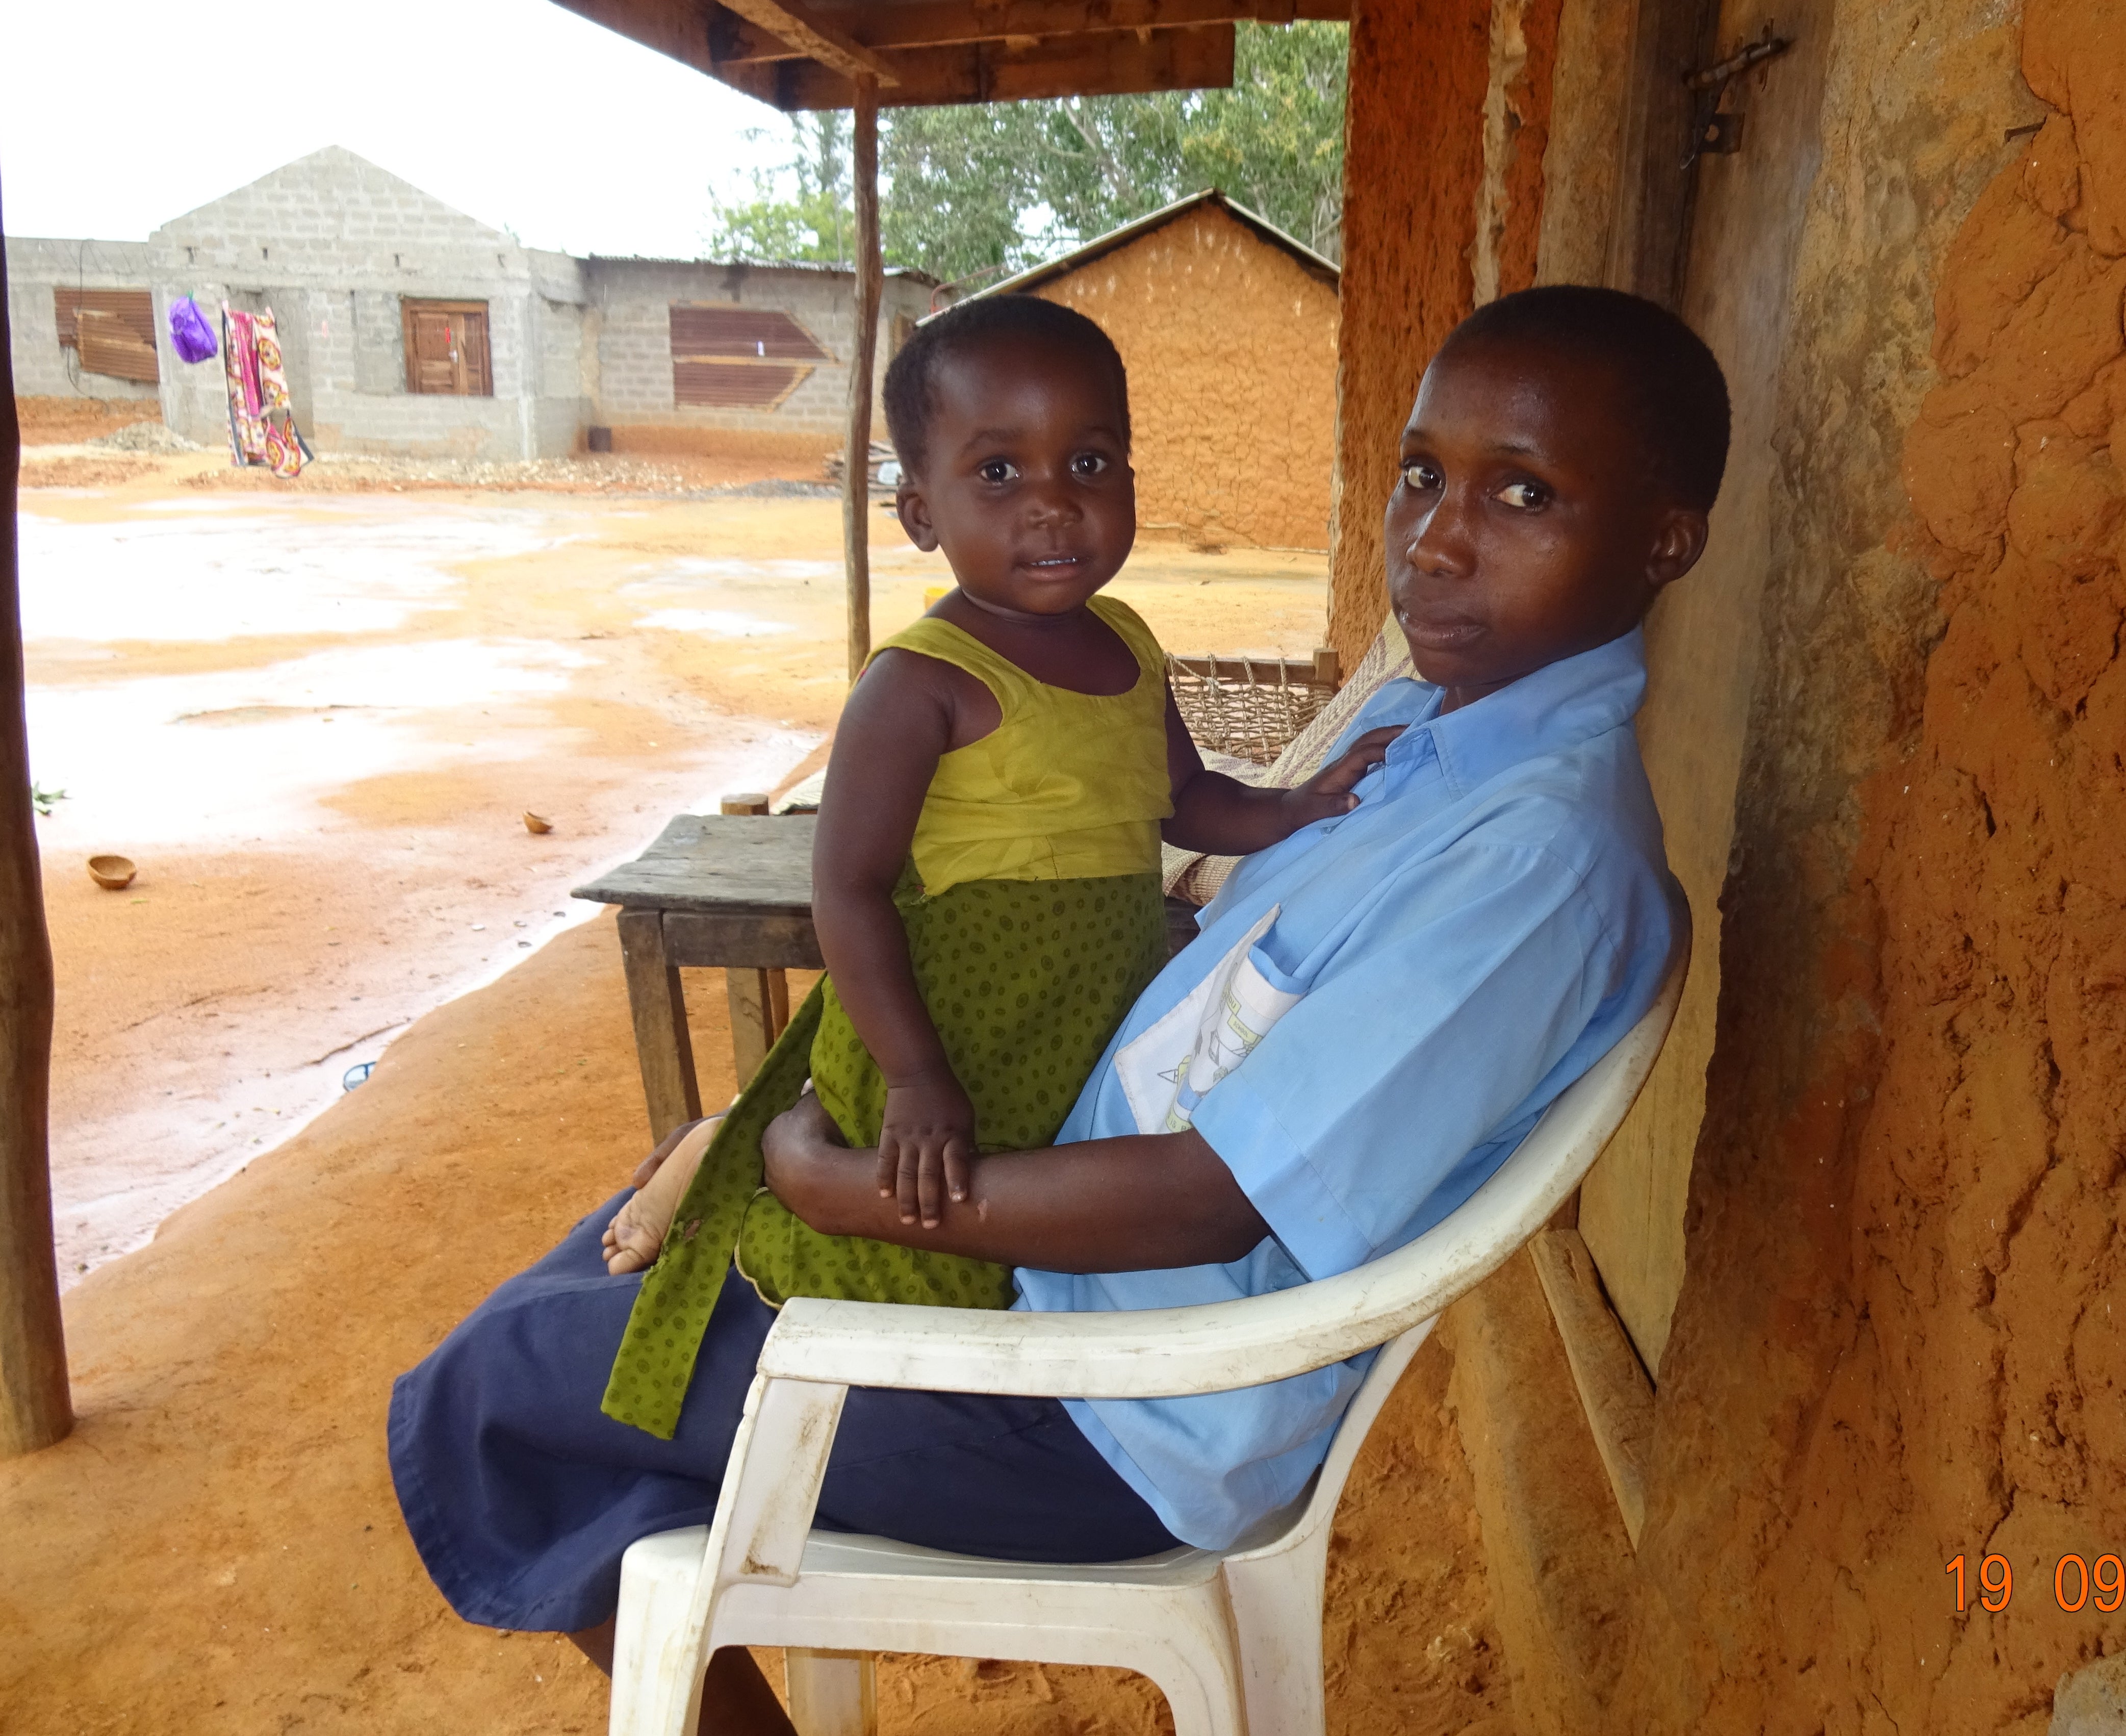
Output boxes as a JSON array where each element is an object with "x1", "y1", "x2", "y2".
[
  {"x1": 669, "y1": 304, "x2": 826, "y2": 409},
  {"x1": 75, "y1": 310, "x2": 161, "y2": 384},
  {"x1": 54, "y1": 289, "x2": 159, "y2": 381}
]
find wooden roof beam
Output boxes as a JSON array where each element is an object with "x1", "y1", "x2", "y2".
[
  {"x1": 557, "y1": 0, "x2": 721, "y2": 75},
  {"x1": 705, "y1": 0, "x2": 1344, "y2": 65},
  {"x1": 714, "y1": 20, "x2": 1235, "y2": 109},
  {"x1": 715, "y1": 0, "x2": 902, "y2": 83}
]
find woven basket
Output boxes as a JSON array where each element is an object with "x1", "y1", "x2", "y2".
[
  {"x1": 1165, "y1": 654, "x2": 1339, "y2": 767},
  {"x1": 1162, "y1": 624, "x2": 1414, "y2": 906}
]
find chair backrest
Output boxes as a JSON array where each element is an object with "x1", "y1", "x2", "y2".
[
  {"x1": 1229, "y1": 896, "x2": 1691, "y2": 1558},
  {"x1": 1236, "y1": 895, "x2": 1693, "y2": 1376}
]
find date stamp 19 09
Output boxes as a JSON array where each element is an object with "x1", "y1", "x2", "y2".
[{"x1": 1945, "y1": 1553, "x2": 2125, "y2": 1614}]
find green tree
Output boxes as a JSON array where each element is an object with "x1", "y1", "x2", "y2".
[
  {"x1": 703, "y1": 23, "x2": 1347, "y2": 284},
  {"x1": 705, "y1": 111, "x2": 855, "y2": 264}
]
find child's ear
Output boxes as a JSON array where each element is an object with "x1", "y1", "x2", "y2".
[
  {"x1": 896, "y1": 480, "x2": 939, "y2": 552},
  {"x1": 1644, "y1": 504, "x2": 1710, "y2": 599}
]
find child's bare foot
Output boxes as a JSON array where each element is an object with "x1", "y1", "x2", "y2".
[{"x1": 604, "y1": 1116, "x2": 721, "y2": 1275}]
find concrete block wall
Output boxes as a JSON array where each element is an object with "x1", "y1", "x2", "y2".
[
  {"x1": 149, "y1": 146, "x2": 590, "y2": 461},
  {"x1": 586, "y1": 257, "x2": 932, "y2": 437},
  {"x1": 6, "y1": 237, "x2": 162, "y2": 401},
  {"x1": 16, "y1": 147, "x2": 924, "y2": 461}
]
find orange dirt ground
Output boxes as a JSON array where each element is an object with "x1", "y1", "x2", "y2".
[{"x1": 2, "y1": 430, "x2": 1509, "y2": 1733}]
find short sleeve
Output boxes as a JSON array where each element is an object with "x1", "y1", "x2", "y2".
[{"x1": 1189, "y1": 839, "x2": 1626, "y2": 1280}]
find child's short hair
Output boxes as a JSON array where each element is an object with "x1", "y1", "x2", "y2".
[
  {"x1": 1444, "y1": 286, "x2": 1731, "y2": 511},
  {"x1": 884, "y1": 295, "x2": 1130, "y2": 476}
]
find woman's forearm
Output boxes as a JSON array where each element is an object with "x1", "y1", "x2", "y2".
[{"x1": 763, "y1": 1097, "x2": 1270, "y2": 1271}]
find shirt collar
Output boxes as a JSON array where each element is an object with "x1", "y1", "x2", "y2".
[{"x1": 1393, "y1": 627, "x2": 1649, "y2": 799}]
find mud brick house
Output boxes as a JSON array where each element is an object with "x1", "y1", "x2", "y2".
[
  {"x1": 977, "y1": 191, "x2": 1340, "y2": 551},
  {"x1": 5, "y1": 146, "x2": 935, "y2": 461}
]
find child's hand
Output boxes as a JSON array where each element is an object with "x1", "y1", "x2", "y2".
[
  {"x1": 1275, "y1": 725, "x2": 1406, "y2": 829},
  {"x1": 877, "y1": 1068, "x2": 979, "y2": 1229}
]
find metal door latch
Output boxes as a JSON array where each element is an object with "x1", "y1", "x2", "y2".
[{"x1": 1683, "y1": 22, "x2": 1792, "y2": 167}]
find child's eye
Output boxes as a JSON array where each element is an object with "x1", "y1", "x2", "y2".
[
  {"x1": 1400, "y1": 460, "x2": 1441, "y2": 493},
  {"x1": 1070, "y1": 451, "x2": 1110, "y2": 477},
  {"x1": 977, "y1": 459, "x2": 1020, "y2": 484},
  {"x1": 1496, "y1": 479, "x2": 1551, "y2": 509}
]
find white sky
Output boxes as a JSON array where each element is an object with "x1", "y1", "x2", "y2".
[{"x1": 0, "y1": 0, "x2": 794, "y2": 257}]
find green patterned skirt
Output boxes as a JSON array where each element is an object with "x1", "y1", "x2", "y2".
[{"x1": 602, "y1": 870, "x2": 1168, "y2": 1439}]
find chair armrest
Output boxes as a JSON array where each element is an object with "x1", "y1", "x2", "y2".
[
  {"x1": 756, "y1": 905, "x2": 1689, "y2": 1400},
  {"x1": 756, "y1": 1178, "x2": 1511, "y2": 1398}
]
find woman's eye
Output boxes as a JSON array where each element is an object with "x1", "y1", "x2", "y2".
[
  {"x1": 1070, "y1": 451, "x2": 1110, "y2": 477},
  {"x1": 1497, "y1": 480, "x2": 1550, "y2": 509},
  {"x1": 978, "y1": 459, "x2": 1019, "y2": 484},
  {"x1": 1400, "y1": 461, "x2": 1441, "y2": 492}
]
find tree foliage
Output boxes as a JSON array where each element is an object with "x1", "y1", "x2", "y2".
[
  {"x1": 705, "y1": 110, "x2": 856, "y2": 265},
  {"x1": 702, "y1": 23, "x2": 1347, "y2": 285}
]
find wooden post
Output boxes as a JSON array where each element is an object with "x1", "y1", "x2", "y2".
[
  {"x1": 1604, "y1": 0, "x2": 1723, "y2": 308},
  {"x1": 843, "y1": 75, "x2": 883, "y2": 683},
  {"x1": 0, "y1": 185, "x2": 72, "y2": 1458}
]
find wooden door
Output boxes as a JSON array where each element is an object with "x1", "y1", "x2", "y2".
[
  {"x1": 402, "y1": 301, "x2": 491, "y2": 396},
  {"x1": 1575, "y1": 0, "x2": 1833, "y2": 1374}
]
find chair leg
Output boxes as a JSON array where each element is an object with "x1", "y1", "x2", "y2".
[
  {"x1": 610, "y1": 1528, "x2": 715, "y2": 1736},
  {"x1": 1222, "y1": 1538, "x2": 1331, "y2": 1736},
  {"x1": 784, "y1": 1648, "x2": 876, "y2": 1736}
]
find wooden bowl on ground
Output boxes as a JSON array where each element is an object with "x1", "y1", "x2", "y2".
[{"x1": 88, "y1": 854, "x2": 137, "y2": 891}]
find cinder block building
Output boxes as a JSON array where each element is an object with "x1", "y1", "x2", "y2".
[
  {"x1": 982, "y1": 191, "x2": 1341, "y2": 552},
  {"x1": 6, "y1": 239, "x2": 164, "y2": 402},
  {"x1": 7, "y1": 146, "x2": 934, "y2": 462}
]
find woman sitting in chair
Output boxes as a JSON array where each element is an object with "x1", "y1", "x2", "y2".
[{"x1": 388, "y1": 287, "x2": 1725, "y2": 1730}]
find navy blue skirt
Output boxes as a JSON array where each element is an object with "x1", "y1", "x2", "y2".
[{"x1": 388, "y1": 1190, "x2": 1177, "y2": 1633}]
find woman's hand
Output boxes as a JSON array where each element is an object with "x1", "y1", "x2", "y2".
[{"x1": 762, "y1": 1092, "x2": 855, "y2": 1232}]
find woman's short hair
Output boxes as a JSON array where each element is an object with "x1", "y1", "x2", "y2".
[{"x1": 1444, "y1": 285, "x2": 1732, "y2": 511}]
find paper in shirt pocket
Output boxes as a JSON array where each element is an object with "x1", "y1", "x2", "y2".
[{"x1": 1115, "y1": 905, "x2": 1305, "y2": 1135}]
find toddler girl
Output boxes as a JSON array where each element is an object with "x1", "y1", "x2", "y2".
[{"x1": 598, "y1": 296, "x2": 1386, "y2": 1438}]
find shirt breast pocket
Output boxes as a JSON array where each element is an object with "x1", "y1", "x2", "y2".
[{"x1": 1115, "y1": 906, "x2": 1309, "y2": 1135}]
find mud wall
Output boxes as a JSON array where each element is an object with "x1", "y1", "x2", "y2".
[
  {"x1": 1029, "y1": 202, "x2": 1340, "y2": 552},
  {"x1": 1326, "y1": 0, "x2": 1559, "y2": 670},
  {"x1": 1462, "y1": 0, "x2": 2126, "y2": 1728}
]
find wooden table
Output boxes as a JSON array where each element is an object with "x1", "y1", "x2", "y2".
[
  {"x1": 575, "y1": 801, "x2": 1204, "y2": 1140},
  {"x1": 574, "y1": 802, "x2": 819, "y2": 1139}
]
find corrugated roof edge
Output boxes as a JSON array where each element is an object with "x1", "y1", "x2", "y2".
[
  {"x1": 959, "y1": 190, "x2": 1339, "y2": 308},
  {"x1": 585, "y1": 254, "x2": 940, "y2": 286}
]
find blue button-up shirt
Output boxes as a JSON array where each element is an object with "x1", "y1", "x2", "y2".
[{"x1": 1014, "y1": 628, "x2": 1678, "y2": 1549}]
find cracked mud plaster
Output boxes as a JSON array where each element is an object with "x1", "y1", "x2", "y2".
[{"x1": 1606, "y1": 4, "x2": 2124, "y2": 1733}]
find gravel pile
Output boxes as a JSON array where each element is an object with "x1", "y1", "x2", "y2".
[{"x1": 87, "y1": 421, "x2": 203, "y2": 453}]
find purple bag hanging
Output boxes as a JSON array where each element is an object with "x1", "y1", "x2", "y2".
[{"x1": 168, "y1": 295, "x2": 217, "y2": 364}]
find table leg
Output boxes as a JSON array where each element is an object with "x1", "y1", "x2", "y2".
[
  {"x1": 725, "y1": 967, "x2": 789, "y2": 1087},
  {"x1": 618, "y1": 909, "x2": 702, "y2": 1140}
]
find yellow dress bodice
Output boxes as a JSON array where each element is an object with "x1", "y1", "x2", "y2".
[{"x1": 872, "y1": 594, "x2": 1172, "y2": 895}]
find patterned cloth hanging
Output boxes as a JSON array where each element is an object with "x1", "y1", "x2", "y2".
[{"x1": 221, "y1": 304, "x2": 311, "y2": 479}]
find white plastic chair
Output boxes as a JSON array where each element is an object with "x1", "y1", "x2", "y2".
[{"x1": 610, "y1": 906, "x2": 1689, "y2": 1736}]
